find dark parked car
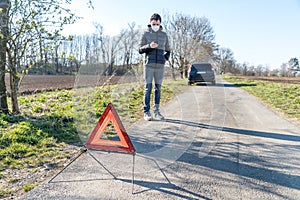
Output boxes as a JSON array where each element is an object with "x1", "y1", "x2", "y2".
[{"x1": 187, "y1": 62, "x2": 216, "y2": 85}]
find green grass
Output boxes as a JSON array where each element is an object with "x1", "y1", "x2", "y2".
[
  {"x1": 22, "y1": 183, "x2": 38, "y2": 192},
  {"x1": 222, "y1": 75, "x2": 300, "y2": 123},
  {"x1": 0, "y1": 189, "x2": 12, "y2": 198},
  {"x1": 0, "y1": 79, "x2": 187, "y2": 170},
  {"x1": 0, "y1": 78, "x2": 187, "y2": 198}
]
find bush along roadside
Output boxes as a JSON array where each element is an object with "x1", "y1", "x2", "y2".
[{"x1": 222, "y1": 75, "x2": 300, "y2": 124}]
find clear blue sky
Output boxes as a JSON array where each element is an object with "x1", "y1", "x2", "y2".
[{"x1": 63, "y1": 0, "x2": 300, "y2": 69}]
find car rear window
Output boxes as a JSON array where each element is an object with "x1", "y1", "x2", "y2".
[{"x1": 192, "y1": 63, "x2": 212, "y2": 71}]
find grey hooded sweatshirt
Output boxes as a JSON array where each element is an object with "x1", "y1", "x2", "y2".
[{"x1": 138, "y1": 25, "x2": 171, "y2": 65}]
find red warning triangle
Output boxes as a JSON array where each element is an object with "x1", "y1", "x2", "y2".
[{"x1": 85, "y1": 103, "x2": 135, "y2": 154}]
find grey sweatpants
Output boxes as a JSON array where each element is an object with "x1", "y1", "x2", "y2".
[{"x1": 143, "y1": 65, "x2": 165, "y2": 85}]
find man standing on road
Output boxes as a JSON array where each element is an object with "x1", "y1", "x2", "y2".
[{"x1": 139, "y1": 13, "x2": 171, "y2": 121}]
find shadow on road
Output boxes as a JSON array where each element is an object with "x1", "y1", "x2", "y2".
[
  {"x1": 178, "y1": 140, "x2": 300, "y2": 191},
  {"x1": 163, "y1": 118, "x2": 300, "y2": 192},
  {"x1": 165, "y1": 118, "x2": 300, "y2": 142},
  {"x1": 223, "y1": 83, "x2": 257, "y2": 87},
  {"x1": 120, "y1": 178, "x2": 211, "y2": 200},
  {"x1": 49, "y1": 150, "x2": 211, "y2": 200},
  {"x1": 189, "y1": 83, "x2": 257, "y2": 87}
]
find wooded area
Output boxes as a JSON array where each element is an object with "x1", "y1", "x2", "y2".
[{"x1": 0, "y1": 0, "x2": 299, "y2": 114}]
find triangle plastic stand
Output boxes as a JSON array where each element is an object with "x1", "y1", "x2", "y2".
[{"x1": 85, "y1": 103, "x2": 136, "y2": 154}]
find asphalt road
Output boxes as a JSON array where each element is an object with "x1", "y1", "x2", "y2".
[{"x1": 20, "y1": 77, "x2": 300, "y2": 200}]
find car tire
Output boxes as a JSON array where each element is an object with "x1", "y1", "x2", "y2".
[{"x1": 188, "y1": 81, "x2": 192, "y2": 85}]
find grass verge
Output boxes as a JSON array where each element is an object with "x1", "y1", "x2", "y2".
[
  {"x1": 0, "y1": 78, "x2": 187, "y2": 199},
  {"x1": 222, "y1": 75, "x2": 300, "y2": 124}
]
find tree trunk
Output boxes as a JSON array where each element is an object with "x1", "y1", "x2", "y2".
[
  {"x1": 0, "y1": 63, "x2": 8, "y2": 114},
  {"x1": 180, "y1": 70, "x2": 184, "y2": 79},
  {"x1": 9, "y1": 70, "x2": 19, "y2": 114},
  {"x1": 170, "y1": 65, "x2": 176, "y2": 80},
  {"x1": 184, "y1": 65, "x2": 188, "y2": 78},
  {"x1": 55, "y1": 46, "x2": 59, "y2": 74},
  {"x1": 0, "y1": 0, "x2": 9, "y2": 113},
  {"x1": 170, "y1": 53, "x2": 176, "y2": 80}
]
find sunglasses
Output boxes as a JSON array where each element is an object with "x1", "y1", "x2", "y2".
[{"x1": 151, "y1": 24, "x2": 160, "y2": 26}]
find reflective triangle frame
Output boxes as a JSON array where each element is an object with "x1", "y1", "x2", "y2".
[{"x1": 85, "y1": 103, "x2": 135, "y2": 154}]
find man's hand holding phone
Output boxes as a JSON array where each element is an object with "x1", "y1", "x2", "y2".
[{"x1": 150, "y1": 41, "x2": 158, "y2": 48}]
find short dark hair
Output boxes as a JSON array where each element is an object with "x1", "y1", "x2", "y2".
[{"x1": 150, "y1": 13, "x2": 161, "y2": 22}]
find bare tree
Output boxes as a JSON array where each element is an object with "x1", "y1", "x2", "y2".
[
  {"x1": 262, "y1": 65, "x2": 270, "y2": 76},
  {"x1": 0, "y1": 0, "x2": 9, "y2": 113},
  {"x1": 120, "y1": 22, "x2": 139, "y2": 70},
  {"x1": 94, "y1": 23, "x2": 110, "y2": 72},
  {"x1": 189, "y1": 17, "x2": 218, "y2": 62},
  {"x1": 242, "y1": 62, "x2": 249, "y2": 76},
  {"x1": 280, "y1": 63, "x2": 288, "y2": 77},
  {"x1": 171, "y1": 14, "x2": 191, "y2": 78},
  {"x1": 215, "y1": 47, "x2": 235, "y2": 74},
  {"x1": 5, "y1": 0, "x2": 78, "y2": 113},
  {"x1": 92, "y1": 29, "x2": 125, "y2": 76},
  {"x1": 255, "y1": 65, "x2": 263, "y2": 76},
  {"x1": 165, "y1": 13, "x2": 217, "y2": 78},
  {"x1": 270, "y1": 68, "x2": 279, "y2": 76}
]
